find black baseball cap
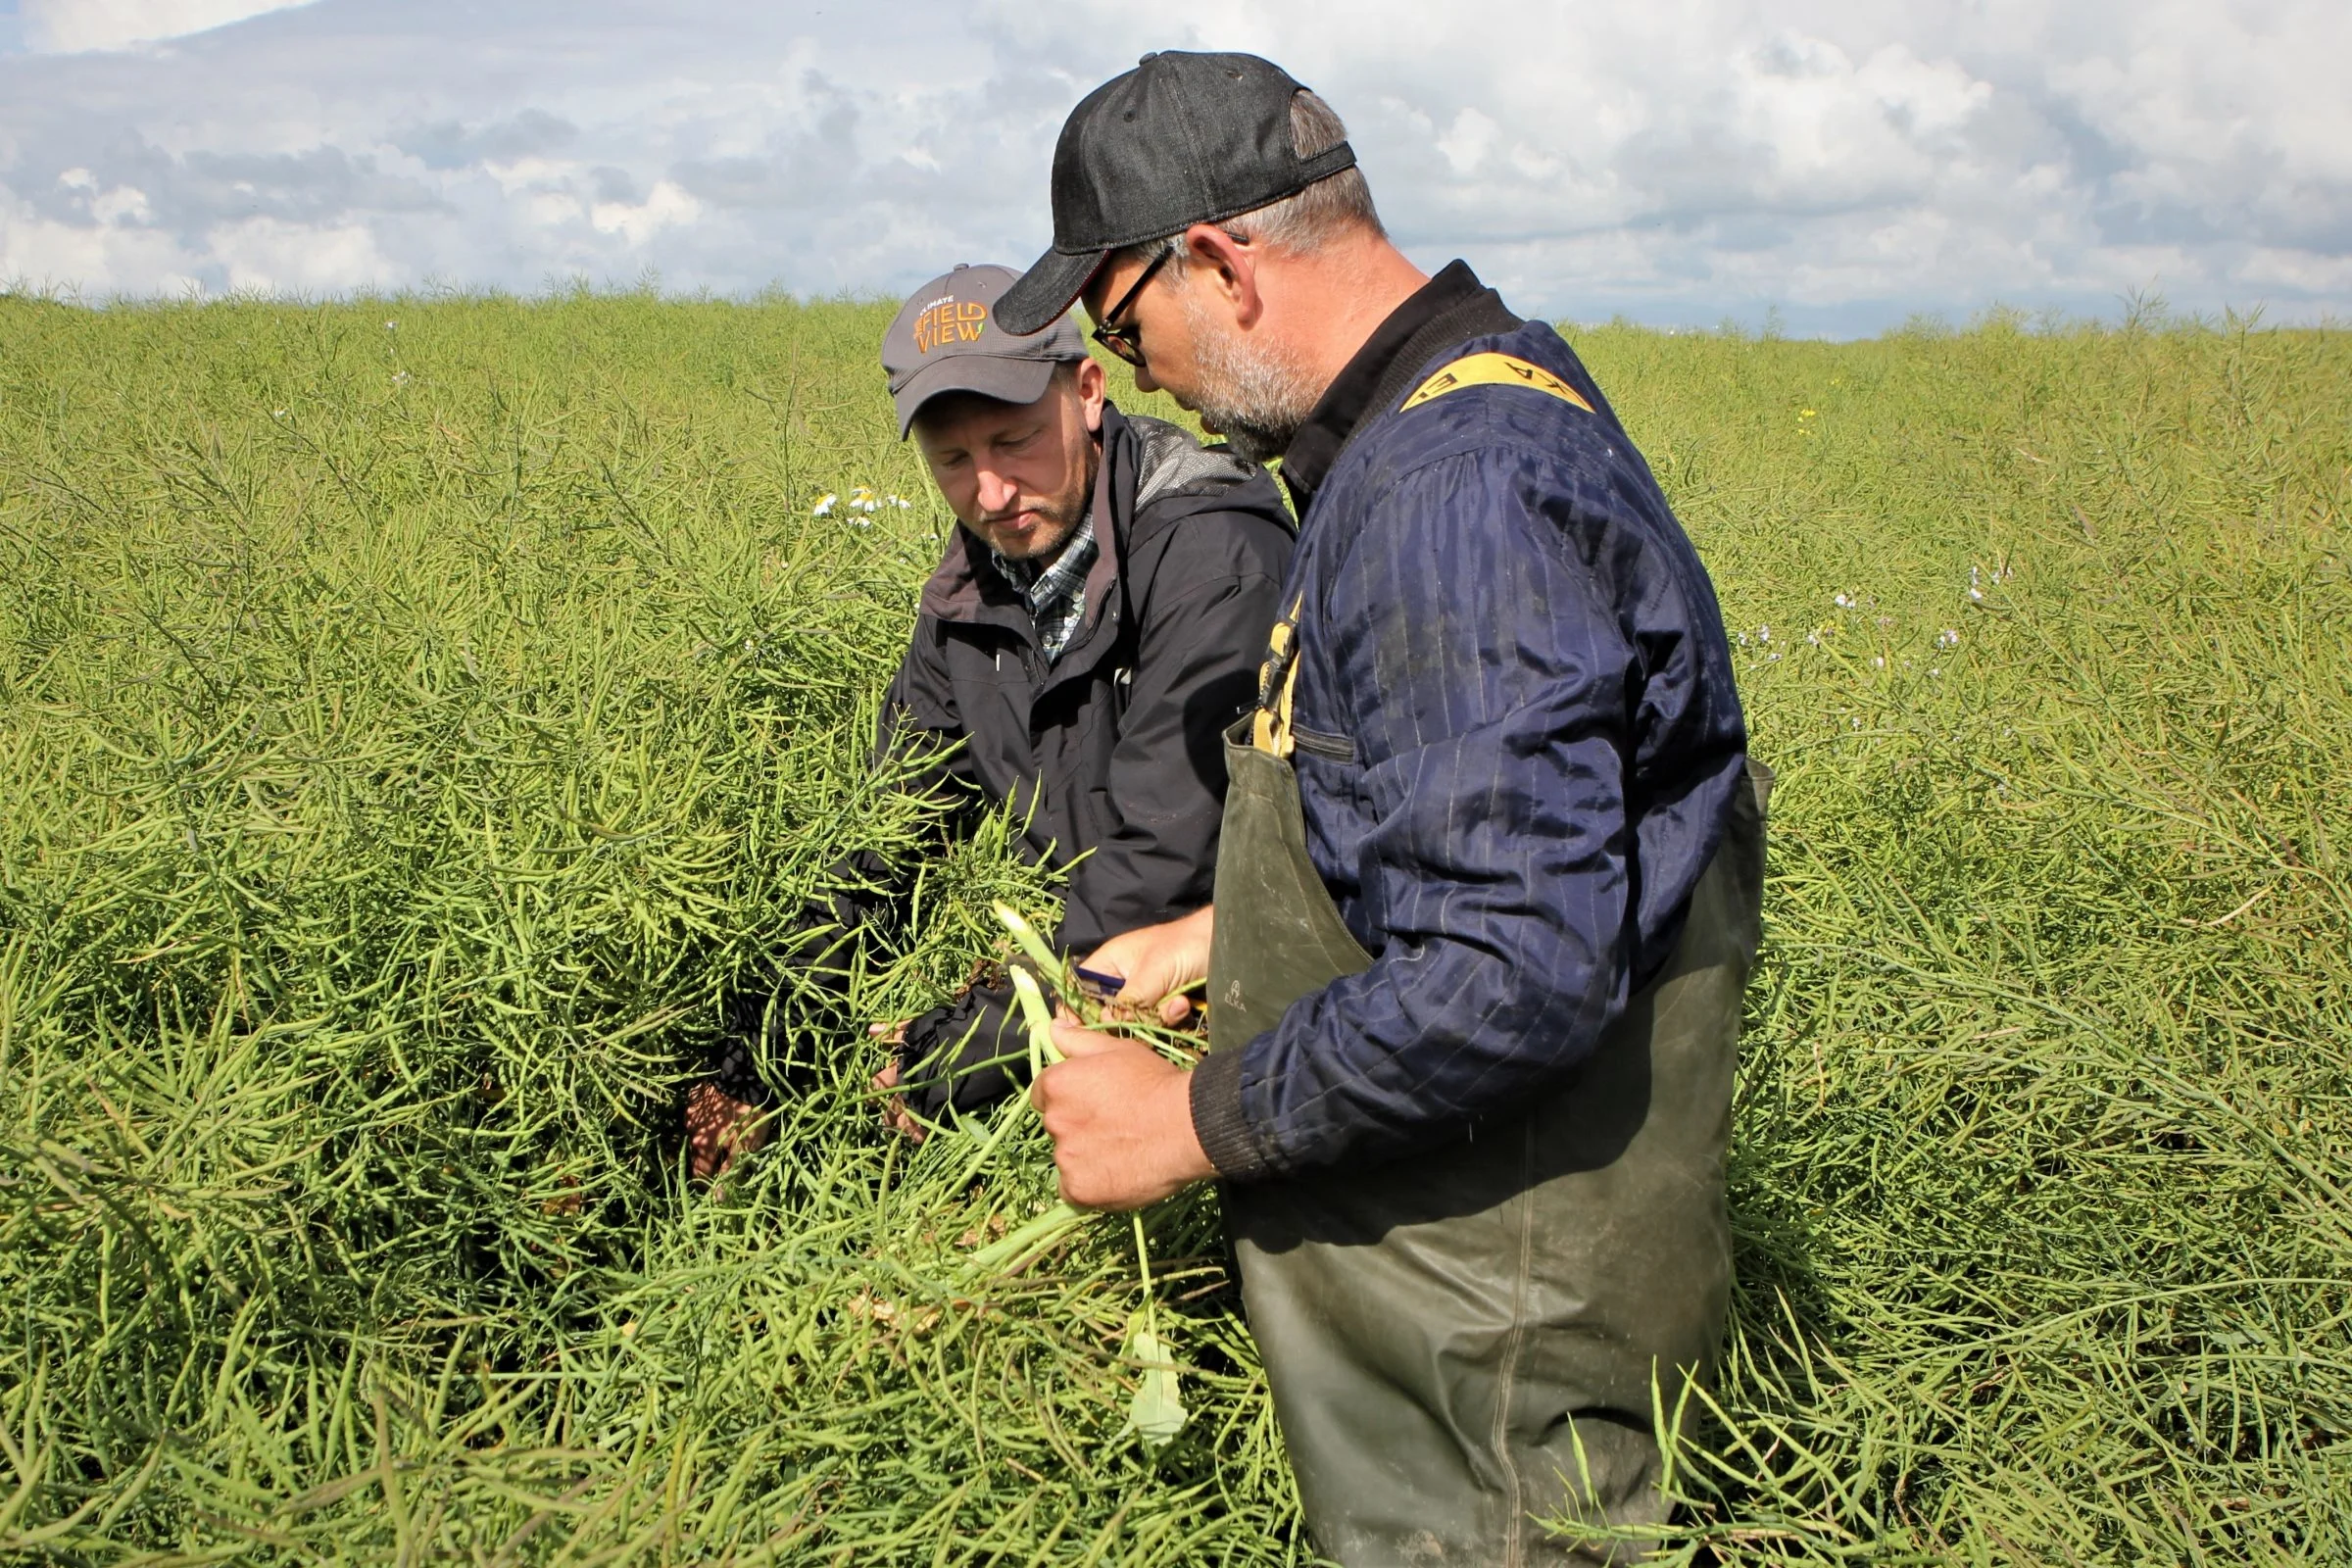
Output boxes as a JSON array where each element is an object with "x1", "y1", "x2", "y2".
[
  {"x1": 881, "y1": 264, "x2": 1089, "y2": 438},
  {"x1": 995, "y1": 51, "x2": 1356, "y2": 336}
]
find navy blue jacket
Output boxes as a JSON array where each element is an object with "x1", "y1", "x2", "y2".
[{"x1": 1191, "y1": 267, "x2": 1748, "y2": 1180}]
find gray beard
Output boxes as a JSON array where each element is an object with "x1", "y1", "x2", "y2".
[{"x1": 1183, "y1": 294, "x2": 1323, "y2": 466}]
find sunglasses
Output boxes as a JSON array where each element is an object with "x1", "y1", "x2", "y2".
[{"x1": 1090, "y1": 247, "x2": 1173, "y2": 368}]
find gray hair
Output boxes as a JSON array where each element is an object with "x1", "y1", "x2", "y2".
[{"x1": 1118, "y1": 89, "x2": 1383, "y2": 273}]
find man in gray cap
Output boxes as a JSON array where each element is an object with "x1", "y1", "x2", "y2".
[
  {"x1": 1010, "y1": 53, "x2": 1768, "y2": 1567},
  {"x1": 686, "y1": 263, "x2": 1294, "y2": 1171}
]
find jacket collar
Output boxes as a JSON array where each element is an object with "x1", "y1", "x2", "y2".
[{"x1": 1279, "y1": 260, "x2": 1520, "y2": 511}]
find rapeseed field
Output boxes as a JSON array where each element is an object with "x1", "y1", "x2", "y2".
[{"x1": 2, "y1": 291, "x2": 2346, "y2": 1563}]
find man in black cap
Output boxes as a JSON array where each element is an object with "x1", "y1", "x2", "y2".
[
  {"x1": 1006, "y1": 54, "x2": 1770, "y2": 1566},
  {"x1": 685, "y1": 263, "x2": 1293, "y2": 1174}
]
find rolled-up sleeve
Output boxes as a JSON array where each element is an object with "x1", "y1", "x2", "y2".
[{"x1": 1215, "y1": 449, "x2": 1652, "y2": 1177}]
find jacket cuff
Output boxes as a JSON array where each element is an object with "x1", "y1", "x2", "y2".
[
  {"x1": 709, "y1": 1032, "x2": 775, "y2": 1108},
  {"x1": 1189, "y1": 1049, "x2": 1278, "y2": 1182}
]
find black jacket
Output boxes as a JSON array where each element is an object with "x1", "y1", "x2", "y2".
[{"x1": 718, "y1": 404, "x2": 1294, "y2": 1114}]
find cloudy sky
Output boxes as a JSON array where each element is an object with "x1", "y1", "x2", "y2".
[{"x1": 1, "y1": 0, "x2": 2345, "y2": 334}]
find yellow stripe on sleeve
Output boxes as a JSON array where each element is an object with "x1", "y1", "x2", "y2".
[{"x1": 1398, "y1": 352, "x2": 1595, "y2": 415}]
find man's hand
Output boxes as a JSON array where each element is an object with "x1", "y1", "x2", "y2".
[
  {"x1": 1084, "y1": 905, "x2": 1214, "y2": 1026},
  {"x1": 1032, "y1": 1017, "x2": 1216, "y2": 1210},
  {"x1": 869, "y1": 1021, "x2": 926, "y2": 1143},
  {"x1": 684, "y1": 1081, "x2": 771, "y2": 1182}
]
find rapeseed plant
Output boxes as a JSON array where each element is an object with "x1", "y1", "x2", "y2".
[{"x1": 1, "y1": 289, "x2": 2345, "y2": 1564}]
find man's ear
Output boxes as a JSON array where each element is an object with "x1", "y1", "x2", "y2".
[
  {"x1": 1076, "y1": 356, "x2": 1107, "y2": 434},
  {"x1": 1184, "y1": 224, "x2": 1262, "y2": 329}
]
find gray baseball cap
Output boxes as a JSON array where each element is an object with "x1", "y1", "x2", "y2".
[{"x1": 882, "y1": 263, "x2": 1088, "y2": 437}]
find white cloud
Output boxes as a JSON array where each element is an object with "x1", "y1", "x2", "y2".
[
  {"x1": 1, "y1": 193, "x2": 199, "y2": 293},
  {"x1": 23, "y1": 0, "x2": 320, "y2": 53},
  {"x1": 0, "y1": 0, "x2": 2344, "y2": 331},
  {"x1": 208, "y1": 215, "x2": 394, "y2": 293},
  {"x1": 89, "y1": 182, "x2": 151, "y2": 222},
  {"x1": 1434, "y1": 109, "x2": 1496, "y2": 178},
  {"x1": 523, "y1": 191, "x2": 584, "y2": 228},
  {"x1": 591, "y1": 178, "x2": 699, "y2": 246}
]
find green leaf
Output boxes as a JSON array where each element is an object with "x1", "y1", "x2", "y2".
[{"x1": 1120, "y1": 1307, "x2": 1188, "y2": 1453}]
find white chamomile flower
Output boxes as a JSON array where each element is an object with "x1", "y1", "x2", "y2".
[{"x1": 811, "y1": 493, "x2": 837, "y2": 516}]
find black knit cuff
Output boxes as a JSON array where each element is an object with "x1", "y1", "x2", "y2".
[
  {"x1": 1189, "y1": 1049, "x2": 1278, "y2": 1182},
  {"x1": 708, "y1": 1032, "x2": 774, "y2": 1108}
]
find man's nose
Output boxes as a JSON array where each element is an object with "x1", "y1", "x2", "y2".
[
  {"x1": 974, "y1": 466, "x2": 1019, "y2": 514},
  {"x1": 1131, "y1": 362, "x2": 1162, "y2": 395}
]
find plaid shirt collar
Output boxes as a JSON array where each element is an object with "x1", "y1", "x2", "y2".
[{"x1": 991, "y1": 514, "x2": 1098, "y2": 664}]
